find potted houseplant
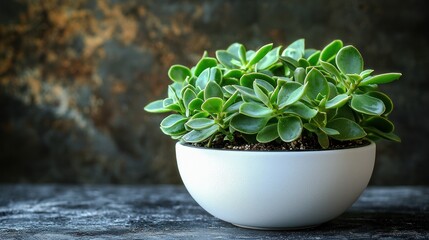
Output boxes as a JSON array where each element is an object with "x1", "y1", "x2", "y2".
[{"x1": 144, "y1": 39, "x2": 401, "y2": 229}]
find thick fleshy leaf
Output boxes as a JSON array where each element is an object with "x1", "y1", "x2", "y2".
[
  {"x1": 278, "y1": 116, "x2": 302, "y2": 142},
  {"x1": 204, "y1": 81, "x2": 223, "y2": 100},
  {"x1": 230, "y1": 114, "x2": 269, "y2": 134},
  {"x1": 336, "y1": 45, "x2": 363, "y2": 74},
  {"x1": 186, "y1": 118, "x2": 216, "y2": 130},
  {"x1": 254, "y1": 79, "x2": 275, "y2": 92},
  {"x1": 194, "y1": 57, "x2": 218, "y2": 76},
  {"x1": 239, "y1": 102, "x2": 273, "y2": 118},
  {"x1": 363, "y1": 127, "x2": 401, "y2": 142},
  {"x1": 282, "y1": 39, "x2": 305, "y2": 60},
  {"x1": 320, "y1": 40, "x2": 343, "y2": 62},
  {"x1": 362, "y1": 116, "x2": 394, "y2": 133},
  {"x1": 183, "y1": 89, "x2": 197, "y2": 108},
  {"x1": 316, "y1": 131, "x2": 330, "y2": 149},
  {"x1": 144, "y1": 100, "x2": 170, "y2": 113},
  {"x1": 279, "y1": 56, "x2": 298, "y2": 71},
  {"x1": 222, "y1": 91, "x2": 239, "y2": 111},
  {"x1": 257, "y1": 46, "x2": 281, "y2": 70},
  {"x1": 320, "y1": 127, "x2": 340, "y2": 136},
  {"x1": 163, "y1": 98, "x2": 181, "y2": 112},
  {"x1": 307, "y1": 50, "x2": 321, "y2": 66},
  {"x1": 282, "y1": 102, "x2": 317, "y2": 119},
  {"x1": 360, "y1": 73, "x2": 402, "y2": 86},
  {"x1": 196, "y1": 67, "x2": 222, "y2": 89},
  {"x1": 277, "y1": 82, "x2": 306, "y2": 109},
  {"x1": 326, "y1": 118, "x2": 366, "y2": 140},
  {"x1": 225, "y1": 101, "x2": 243, "y2": 113},
  {"x1": 233, "y1": 85, "x2": 260, "y2": 102},
  {"x1": 168, "y1": 65, "x2": 192, "y2": 83},
  {"x1": 351, "y1": 94, "x2": 385, "y2": 115},
  {"x1": 201, "y1": 97, "x2": 224, "y2": 114},
  {"x1": 240, "y1": 73, "x2": 276, "y2": 88},
  {"x1": 256, "y1": 123, "x2": 279, "y2": 143},
  {"x1": 253, "y1": 81, "x2": 271, "y2": 107},
  {"x1": 319, "y1": 60, "x2": 342, "y2": 81},
  {"x1": 188, "y1": 98, "x2": 203, "y2": 111},
  {"x1": 367, "y1": 91, "x2": 393, "y2": 116},
  {"x1": 182, "y1": 125, "x2": 219, "y2": 143},
  {"x1": 305, "y1": 68, "x2": 329, "y2": 100},
  {"x1": 247, "y1": 43, "x2": 273, "y2": 67},
  {"x1": 216, "y1": 50, "x2": 240, "y2": 69},
  {"x1": 227, "y1": 43, "x2": 247, "y2": 64},
  {"x1": 325, "y1": 94, "x2": 351, "y2": 109},
  {"x1": 224, "y1": 69, "x2": 244, "y2": 79},
  {"x1": 160, "y1": 114, "x2": 188, "y2": 136},
  {"x1": 294, "y1": 67, "x2": 306, "y2": 84}
]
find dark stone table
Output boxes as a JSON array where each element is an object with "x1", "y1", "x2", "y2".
[{"x1": 0, "y1": 185, "x2": 428, "y2": 239}]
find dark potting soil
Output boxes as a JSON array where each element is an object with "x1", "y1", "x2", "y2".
[{"x1": 190, "y1": 134, "x2": 370, "y2": 151}]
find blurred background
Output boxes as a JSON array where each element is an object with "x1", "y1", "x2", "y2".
[{"x1": 0, "y1": 0, "x2": 428, "y2": 185}]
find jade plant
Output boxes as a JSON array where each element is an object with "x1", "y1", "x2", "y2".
[{"x1": 144, "y1": 39, "x2": 401, "y2": 149}]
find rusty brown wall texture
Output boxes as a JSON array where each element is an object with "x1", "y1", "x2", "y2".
[{"x1": 1, "y1": 0, "x2": 428, "y2": 184}]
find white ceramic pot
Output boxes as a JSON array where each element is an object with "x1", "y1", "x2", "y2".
[{"x1": 176, "y1": 142, "x2": 376, "y2": 230}]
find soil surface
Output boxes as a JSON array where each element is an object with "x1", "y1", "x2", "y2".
[{"x1": 191, "y1": 134, "x2": 370, "y2": 151}]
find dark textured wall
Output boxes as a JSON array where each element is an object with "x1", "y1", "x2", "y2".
[{"x1": 0, "y1": 0, "x2": 428, "y2": 184}]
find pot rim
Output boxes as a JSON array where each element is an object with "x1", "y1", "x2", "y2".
[{"x1": 176, "y1": 140, "x2": 374, "y2": 153}]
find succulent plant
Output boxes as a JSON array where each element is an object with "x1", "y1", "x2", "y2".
[{"x1": 144, "y1": 39, "x2": 401, "y2": 149}]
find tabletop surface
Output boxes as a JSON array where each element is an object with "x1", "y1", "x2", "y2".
[{"x1": 0, "y1": 185, "x2": 428, "y2": 239}]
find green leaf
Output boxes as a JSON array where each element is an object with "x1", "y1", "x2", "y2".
[
  {"x1": 144, "y1": 100, "x2": 170, "y2": 113},
  {"x1": 160, "y1": 114, "x2": 188, "y2": 136},
  {"x1": 277, "y1": 82, "x2": 306, "y2": 109},
  {"x1": 325, "y1": 94, "x2": 351, "y2": 109},
  {"x1": 239, "y1": 102, "x2": 273, "y2": 118},
  {"x1": 230, "y1": 114, "x2": 269, "y2": 134},
  {"x1": 360, "y1": 69, "x2": 374, "y2": 78},
  {"x1": 320, "y1": 127, "x2": 340, "y2": 136},
  {"x1": 247, "y1": 43, "x2": 273, "y2": 67},
  {"x1": 222, "y1": 90, "x2": 239, "y2": 111},
  {"x1": 196, "y1": 67, "x2": 222, "y2": 89},
  {"x1": 227, "y1": 43, "x2": 247, "y2": 64},
  {"x1": 326, "y1": 118, "x2": 366, "y2": 140},
  {"x1": 362, "y1": 116, "x2": 394, "y2": 133},
  {"x1": 279, "y1": 56, "x2": 298, "y2": 71},
  {"x1": 163, "y1": 98, "x2": 182, "y2": 112},
  {"x1": 204, "y1": 81, "x2": 223, "y2": 100},
  {"x1": 257, "y1": 46, "x2": 281, "y2": 70},
  {"x1": 256, "y1": 123, "x2": 279, "y2": 143},
  {"x1": 294, "y1": 67, "x2": 306, "y2": 84},
  {"x1": 367, "y1": 91, "x2": 393, "y2": 116},
  {"x1": 188, "y1": 98, "x2": 203, "y2": 111},
  {"x1": 201, "y1": 97, "x2": 224, "y2": 114},
  {"x1": 278, "y1": 116, "x2": 302, "y2": 142},
  {"x1": 233, "y1": 85, "x2": 260, "y2": 102},
  {"x1": 182, "y1": 125, "x2": 219, "y2": 143},
  {"x1": 305, "y1": 68, "x2": 329, "y2": 100},
  {"x1": 282, "y1": 39, "x2": 305, "y2": 60},
  {"x1": 253, "y1": 81, "x2": 271, "y2": 107},
  {"x1": 216, "y1": 50, "x2": 239, "y2": 69},
  {"x1": 320, "y1": 40, "x2": 343, "y2": 62},
  {"x1": 360, "y1": 73, "x2": 402, "y2": 86},
  {"x1": 336, "y1": 45, "x2": 363, "y2": 74},
  {"x1": 194, "y1": 57, "x2": 218, "y2": 76},
  {"x1": 320, "y1": 60, "x2": 342, "y2": 81},
  {"x1": 186, "y1": 118, "x2": 216, "y2": 130},
  {"x1": 298, "y1": 58, "x2": 310, "y2": 68},
  {"x1": 240, "y1": 73, "x2": 276, "y2": 88},
  {"x1": 351, "y1": 93, "x2": 385, "y2": 115},
  {"x1": 282, "y1": 102, "x2": 317, "y2": 119},
  {"x1": 224, "y1": 69, "x2": 244, "y2": 79},
  {"x1": 363, "y1": 127, "x2": 401, "y2": 142},
  {"x1": 307, "y1": 50, "x2": 320, "y2": 66},
  {"x1": 316, "y1": 131, "x2": 330, "y2": 149},
  {"x1": 255, "y1": 79, "x2": 275, "y2": 92},
  {"x1": 168, "y1": 65, "x2": 192, "y2": 83},
  {"x1": 225, "y1": 101, "x2": 243, "y2": 113},
  {"x1": 183, "y1": 89, "x2": 197, "y2": 108}
]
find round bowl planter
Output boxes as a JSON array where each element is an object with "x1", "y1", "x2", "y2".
[{"x1": 176, "y1": 141, "x2": 376, "y2": 230}]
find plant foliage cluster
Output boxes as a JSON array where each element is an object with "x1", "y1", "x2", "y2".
[{"x1": 145, "y1": 39, "x2": 401, "y2": 148}]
